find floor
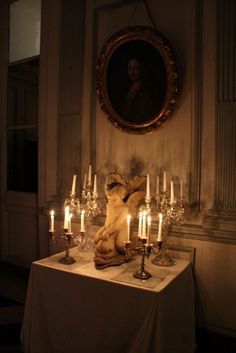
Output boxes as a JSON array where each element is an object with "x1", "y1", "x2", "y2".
[{"x1": 0, "y1": 262, "x2": 235, "y2": 353}]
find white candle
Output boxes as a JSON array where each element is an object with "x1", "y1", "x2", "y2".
[
  {"x1": 163, "y1": 170, "x2": 167, "y2": 193},
  {"x1": 64, "y1": 206, "x2": 69, "y2": 229},
  {"x1": 93, "y1": 174, "x2": 97, "y2": 195},
  {"x1": 157, "y1": 213, "x2": 163, "y2": 242},
  {"x1": 180, "y1": 179, "x2": 183, "y2": 199},
  {"x1": 80, "y1": 210, "x2": 85, "y2": 232},
  {"x1": 83, "y1": 173, "x2": 87, "y2": 190},
  {"x1": 146, "y1": 174, "x2": 150, "y2": 201},
  {"x1": 49, "y1": 210, "x2": 55, "y2": 232},
  {"x1": 170, "y1": 180, "x2": 174, "y2": 205},
  {"x1": 71, "y1": 174, "x2": 77, "y2": 196},
  {"x1": 138, "y1": 211, "x2": 142, "y2": 238},
  {"x1": 142, "y1": 211, "x2": 147, "y2": 238},
  {"x1": 147, "y1": 215, "x2": 151, "y2": 245},
  {"x1": 88, "y1": 164, "x2": 92, "y2": 185},
  {"x1": 156, "y1": 176, "x2": 159, "y2": 196},
  {"x1": 68, "y1": 213, "x2": 72, "y2": 234},
  {"x1": 126, "y1": 214, "x2": 131, "y2": 242},
  {"x1": 104, "y1": 175, "x2": 108, "y2": 191}
]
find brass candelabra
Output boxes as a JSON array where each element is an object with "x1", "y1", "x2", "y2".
[{"x1": 124, "y1": 238, "x2": 160, "y2": 280}]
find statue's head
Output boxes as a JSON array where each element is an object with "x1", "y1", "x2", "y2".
[{"x1": 105, "y1": 182, "x2": 127, "y2": 203}]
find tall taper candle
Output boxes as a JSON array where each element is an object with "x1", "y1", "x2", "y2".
[
  {"x1": 163, "y1": 171, "x2": 167, "y2": 192},
  {"x1": 88, "y1": 164, "x2": 92, "y2": 185},
  {"x1": 71, "y1": 174, "x2": 77, "y2": 196},
  {"x1": 68, "y1": 214, "x2": 72, "y2": 234},
  {"x1": 146, "y1": 174, "x2": 150, "y2": 201},
  {"x1": 157, "y1": 213, "x2": 163, "y2": 242},
  {"x1": 126, "y1": 214, "x2": 131, "y2": 242},
  {"x1": 147, "y1": 215, "x2": 151, "y2": 246},
  {"x1": 83, "y1": 173, "x2": 87, "y2": 190},
  {"x1": 50, "y1": 210, "x2": 55, "y2": 232},
  {"x1": 170, "y1": 180, "x2": 174, "y2": 205},
  {"x1": 93, "y1": 174, "x2": 97, "y2": 195},
  {"x1": 64, "y1": 206, "x2": 69, "y2": 229},
  {"x1": 180, "y1": 179, "x2": 183, "y2": 199},
  {"x1": 156, "y1": 176, "x2": 159, "y2": 196},
  {"x1": 138, "y1": 211, "x2": 142, "y2": 238},
  {"x1": 80, "y1": 210, "x2": 85, "y2": 232},
  {"x1": 142, "y1": 211, "x2": 147, "y2": 238}
]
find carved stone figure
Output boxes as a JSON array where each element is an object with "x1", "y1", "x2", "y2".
[{"x1": 94, "y1": 173, "x2": 145, "y2": 269}]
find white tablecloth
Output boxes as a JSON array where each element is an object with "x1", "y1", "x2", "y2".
[{"x1": 21, "y1": 247, "x2": 195, "y2": 353}]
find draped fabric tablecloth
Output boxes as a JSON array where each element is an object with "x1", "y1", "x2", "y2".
[{"x1": 21, "y1": 247, "x2": 195, "y2": 353}]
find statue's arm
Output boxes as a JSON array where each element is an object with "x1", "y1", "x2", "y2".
[
  {"x1": 101, "y1": 209, "x2": 127, "y2": 239},
  {"x1": 94, "y1": 225, "x2": 106, "y2": 244}
]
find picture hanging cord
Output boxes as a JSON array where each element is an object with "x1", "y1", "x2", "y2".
[{"x1": 127, "y1": 0, "x2": 159, "y2": 31}]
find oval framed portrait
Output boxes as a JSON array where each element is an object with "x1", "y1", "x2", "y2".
[{"x1": 96, "y1": 26, "x2": 179, "y2": 135}]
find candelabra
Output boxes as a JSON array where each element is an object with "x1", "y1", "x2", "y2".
[
  {"x1": 124, "y1": 238, "x2": 160, "y2": 280},
  {"x1": 151, "y1": 193, "x2": 185, "y2": 266},
  {"x1": 81, "y1": 185, "x2": 105, "y2": 219},
  {"x1": 49, "y1": 228, "x2": 76, "y2": 264}
]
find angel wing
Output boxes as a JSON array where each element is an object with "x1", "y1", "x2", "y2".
[
  {"x1": 108, "y1": 172, "x2": 128, "y2": 187},
  {"x1": 126, "y1": 190, "x2": 145, "y2": 218},
  {"x1": 128, "y1": 175, "x2": 146, "y2": 191}
]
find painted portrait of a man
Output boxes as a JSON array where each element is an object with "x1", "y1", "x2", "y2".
[
  {"x1": 107, "y1": 40, "x2": 167, "y2": 124},
  {"x1": 96, "y1": 26, "x2": 179, "y2": 134}
]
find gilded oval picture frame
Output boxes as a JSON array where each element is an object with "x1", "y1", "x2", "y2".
[{"x1": 96, "y1": 26, "x2": 179, "y2": 135}]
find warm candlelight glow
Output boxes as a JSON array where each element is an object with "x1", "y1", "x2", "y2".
[
  {"x1": 64, "y1": 206, "x2": 69, "y2": 229},
  {"x1": 142, "y1": 211, "x2": 147, "y2": 239},
  {"x1": 68, "y1": 213, "x2": 72, "y2": 234}
]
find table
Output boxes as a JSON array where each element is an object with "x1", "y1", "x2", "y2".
[{"x1": 21, "y1": 247, "x2": 195, "y2": 353}]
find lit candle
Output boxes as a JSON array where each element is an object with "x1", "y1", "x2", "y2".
[
  {"x1": 180, "y1": 179, "x2": 183, "y2": 199},
  {"x1": 64, "y1": 206, "x2": 69, "y2": 229},
  {"x1": 146, "y1": 174, "x2": 150, "y2": 201},
  {"x1": 80, "y1": 210, "x2": 85, "y2": 232},
  {"x1": 71, "y1": 174, "x2": 77, "y2": 196},
  {"x1": 68, "y1": 213, "x2": 72, "y2": 234},
  {"x1": 126, "y1": 214, "x2": 131, "y2": 242},
  {"x1": 142, "y1": 211, "x2": 147, "y2": 239},
  {"x1": 163, "y1": 170, "x2": 167, "y2": 193},
  {"x1": 83, "y1": 173, "x2": 87, "y2": 190},
  {"x1": 88, "y1": 164, "x2": 92, "y2": 185},
  {"x1": 156, "y1": 176, "x2": 159, "y2": 196},
  {"x1": 147, "y1": 215, "x2": 151, "y2": 246},
  {"x1": 157, "y1": 213, "x2": 163, "y2": 242},
  {"x1": 138, "y1": 211, "x2": 142, "y2": 238},
  {"x1": 49, "y1": 210, "x2": 55, "y2": 232},
  {"x1": 170, "y1": 180, "x2": 174, "y2": 205},
  {"x1": 93, "y1": 174, "x2": 97, "y2": 195}
]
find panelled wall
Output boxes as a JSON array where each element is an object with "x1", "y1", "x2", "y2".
[{"x1": 0, "y1": 0, "x2": 235, "y2": 336}]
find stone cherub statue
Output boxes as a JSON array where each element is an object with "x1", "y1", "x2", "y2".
[{"x1": 94, "y1": 172, "x2": 146, "y2": 269}]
